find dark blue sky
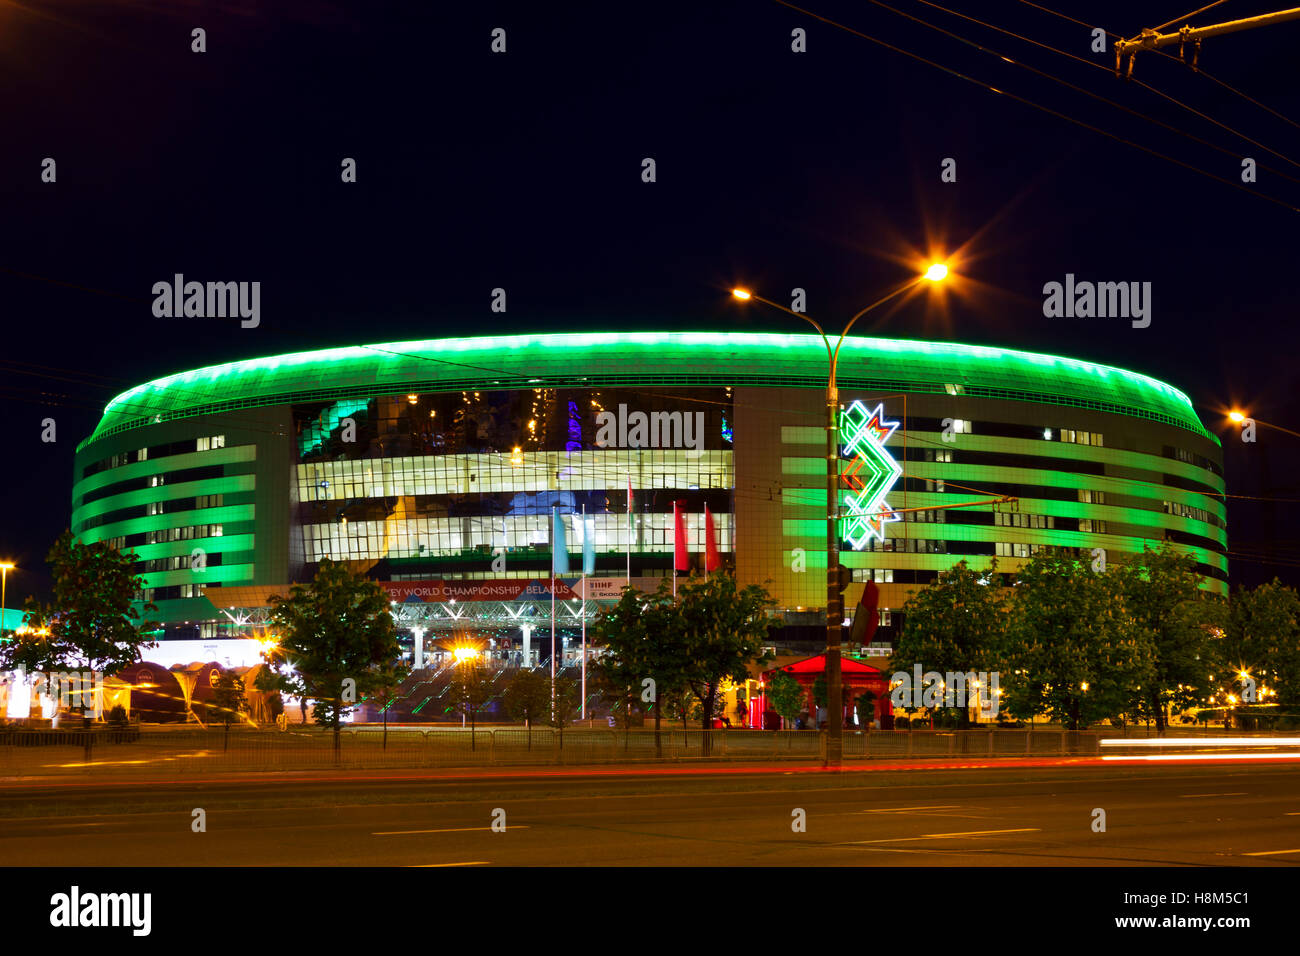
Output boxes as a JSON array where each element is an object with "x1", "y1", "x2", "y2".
[{"x1": 2, "y1": 0, "x2": 1297, "y2": 602}]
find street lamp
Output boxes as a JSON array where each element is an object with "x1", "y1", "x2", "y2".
[
  {"x1": 1227, "y1": 408, "x2": 1300, "y2": 440},
  {"x1": 731, "y1": 264, "x2": 950, "y2": 766},
  {"x1": 0, "y1": 563, "x2": 14, "y2": 637}
]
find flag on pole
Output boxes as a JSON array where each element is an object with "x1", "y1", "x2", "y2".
[
  {"x1": 704, "y1": 503, "x2": 721, "y2": 573},
  {"x1": 582, "y1": 513, "x2": 595, "y2": 576},
  {"x1": 673, "y1": 500, "x2": 689, "y2": 572},
  {"x1": 551, "y1": 505, "x2": 570, "y2": 575},
  {"x1": 626, "y1": 474, "x2": 633, "y2": 580}
]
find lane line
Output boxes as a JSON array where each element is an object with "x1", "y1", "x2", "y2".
[
  {"x1": 374, "y1": 826, "x2": 530, "y2": 836},
  {"x1": 1179, "y1": 792, "x2": 1249, "y2": 798},
  {"x1": 409, "y1": 861, "x2": 491, "y2": 867},
  {"x1": 1243, "y1": 848, "x2": 1300, "y2": 856},
  {"x1": 843, "y1": 827, "x2": 1040, "y2": 845}
]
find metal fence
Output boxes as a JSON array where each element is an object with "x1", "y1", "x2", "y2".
[{"x1": 0, "y1": 726, "x2": 1118, "y2": 777}]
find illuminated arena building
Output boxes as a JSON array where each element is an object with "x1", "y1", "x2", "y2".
[{"x1": 69, "y1": 332, "x2": 1227, "y2": 669}]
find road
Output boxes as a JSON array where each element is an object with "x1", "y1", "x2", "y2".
[{"x1": 3, "y1": 762, "x2": 1300, "y2": 866}]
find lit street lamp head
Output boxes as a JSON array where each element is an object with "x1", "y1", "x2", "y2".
[
  {"x1": 925, "y1": 263, "x2": 949, "y2": 282},
  {"x1": 1228, "y1": 410, "x2": 1246, "y2": 423},
  {"x1": 731, "y1": 288, "x2": 752, "y2": 300}
]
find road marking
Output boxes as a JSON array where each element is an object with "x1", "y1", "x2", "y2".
[
  {"x1": 844, "y1": 827, "x2": 1040, "y2": 845},
  {"x1": 1179, "y1": 792, "x2": 1249, "y2": 798},
  {"x1": 374, "y1": 826, "x2": 530, "y2": 836},
  {"x1": 1243, "y1": 848, "x2": 1300, "y2": 857},
  {"x1": 860, "y1": 805, "x2": 963, "y2": 813},
  {"x1": 410, "y1": 861, "x2": 491, "y2": 867}
]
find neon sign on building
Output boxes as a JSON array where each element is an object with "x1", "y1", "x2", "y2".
[{"x1": 839, "y1": 400, "x2": 902, "y2": 550}]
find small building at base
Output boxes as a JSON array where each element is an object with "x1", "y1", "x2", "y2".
[{"x1": 749, "y1": 653, "x2": 893, "y2": 730}]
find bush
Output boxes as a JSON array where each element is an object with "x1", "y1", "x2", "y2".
[
  {"x1": 894, "y1": 716, "x2": 911, "y2": 729},
  {"x1": 106, "y1": 705, "x2": 128, "y2": 728}
]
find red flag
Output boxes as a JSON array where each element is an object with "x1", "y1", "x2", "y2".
[
  {"x1": 673, "y1": 500, "x2": 689, "y2": 572},
  {"x1": 704, "y1": 504, "x2": 721, "y2": 572}
]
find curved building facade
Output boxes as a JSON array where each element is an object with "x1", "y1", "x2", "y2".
[{"x1": 70, "y1": 332, "x2": 1227, "y2": 652}]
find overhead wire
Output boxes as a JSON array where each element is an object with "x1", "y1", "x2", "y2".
[
  {"x1": 908, "y1": 0, "x2": 1300, "y2": 181},
  {"x1": 769, "y1": 0, "x2": 1300, "y2": 212},
  {"x1": 1016, "y1": 0, "x2": 1300, "y2": 133}
]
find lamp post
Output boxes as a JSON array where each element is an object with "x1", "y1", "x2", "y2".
[
  {"x1": 1228, "y1": 409, "x2": 1300, "y2": 441},
  {"x1": 0, "y1": 563, "x2": 14, "y2": 637},
  {"x1": 732, "y1": 265, "x2": 948, "y2": 766}
]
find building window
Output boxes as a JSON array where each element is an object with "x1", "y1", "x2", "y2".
[{"x1": 1058, "y1": 428, "x2": 1104, "y2": 447}]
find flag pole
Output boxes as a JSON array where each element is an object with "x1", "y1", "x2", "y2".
[
  {"x1": 550, "y1": 508, "x2": 556, "y2": 717},
  {"x1": 581, "y1": 503, "x2": 587, "y2": 722}
]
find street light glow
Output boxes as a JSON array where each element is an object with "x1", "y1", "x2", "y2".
[
  {"x1": 925, "y1": 263, "x2": 948, "y2": 282},
  {"x1": 1228, "y1": 410, "x2": 1246, "y2": 423},
  {"x1": 731, "y1": 288, "x2": 752, "y2": 300}
]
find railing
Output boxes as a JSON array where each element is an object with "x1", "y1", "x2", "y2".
[{"x1": 0, "y1": 726, "x2": 1125, "y2": 777}]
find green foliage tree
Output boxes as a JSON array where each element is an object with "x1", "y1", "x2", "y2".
[
  {"x1": 1227, "y1": 579, "x2": 1300, "y2": 706},
  {"x1": 673, "y1": 573, "x2": 778, "y2": 755},
  {"x1": 366, "y1": 659, "x2": 410, "y2": 750},
  {"x1": 592, "y1": 580, "x2": 690, "y2": 755},
  {"x1": 1114, "y1": 544, "x2": 1226, "y2": 731},
  {"x1": 550, "y1": 674, "x2": 582, "y2": 748},
  {"x1": 765, "y1": 668, "x2": 806, "y2": 729},
  {"x1": 259, "y1": 558, "x2": 401, "y2": 756},
  {"x1": 210, "y1": 671, "x2": 248, "y2": 751},
  {"x1": 891, "y1": 560, "x2": 1004, "y2": 729},
  {"x1": 0, "y1": 533, "x2": 158, "y2": 716},
  {"x1": 854, "y1": 689, "x2": 878, "y2": 729},
  {"x1": 1004, "y1": 551, "x2": 1155, "y2": 729},
  {"x1": 503, "y1": 668, "x2": 550, "y2": 749},
  {"x1": 448, "y1": 656, "x2": 495, "y2": 748}
]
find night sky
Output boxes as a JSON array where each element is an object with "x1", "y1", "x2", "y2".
[{"x1": 2, "y1": 0, "x2": 1297, "y2": 604}]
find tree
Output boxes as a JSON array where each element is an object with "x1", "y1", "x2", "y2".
[
  {"x1": 503, "y1": 668, "x2": 550, "y2": 749},
  {"x1": 0, "y1": 532, "x2": 158, "y2": 716},
  {"x1": 673, "y1": 573, "x2": 778, "y2": 755},
  {"x1": 765, "y1": 669, "x2": 806, "y2": 729},
  {"x1": 1114, "y1": 544, "x2": 1226, "y2": 731},
  {"x1": 855, "y1": 689, "x2": 878, "y2": 729},
  {"x1": 1004, "y1": 551, "x2": 1154, "y2": 730},
  {"x1": 592, "y1": 580, "x2": 690, "y2": 756},
  {"x1": 1227, "y1": 579, "x2": 1300, "y2": 707},
  {"x1": 209, "y1": 671, "x2": 248, "y2": 751},
  {"x1": 448, "y1": 656, "x2": 495, "y2": 748},
  {"x1": 891, "y1": 560, "x2": 1004, "y2": 729},
  {"x1": 366, "y1": 659, "x2": 410, "y2": 750},
  {"x1": 550, "y1": 674, "x2": 582, "y2": 748},
  {"x1": 259, "y1": 558, "x2": 401, "y2": 757}
]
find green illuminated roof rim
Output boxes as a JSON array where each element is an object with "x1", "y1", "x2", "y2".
[{"x1": 79, "y1": 332, "x2": 1214, "y2": 449}]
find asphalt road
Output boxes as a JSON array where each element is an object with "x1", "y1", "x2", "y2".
[{"x1": 2, "y1": 763, "x2": 1299, "y2": 866}]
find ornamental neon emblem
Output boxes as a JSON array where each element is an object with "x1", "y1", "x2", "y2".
[{"x1": 839, "y1": 400, "x2": 902, "y2": 549}]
